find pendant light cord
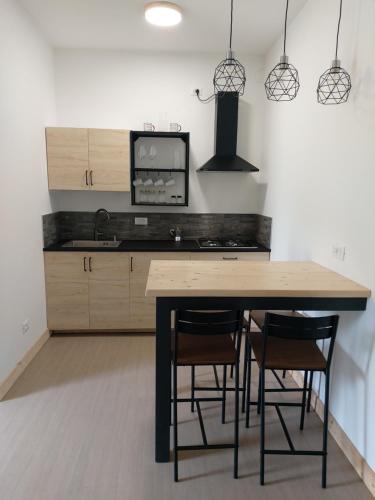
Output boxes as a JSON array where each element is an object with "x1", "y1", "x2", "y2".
[
  {"x1": 283, "y1": 0, "x2": 289, "y2": 55},
  {"x1": 335, "y1": 0, "x2": 343, "y2": 59},
  {"x1": 229, "y1": 0, "x2": 233, "y2": 50}
]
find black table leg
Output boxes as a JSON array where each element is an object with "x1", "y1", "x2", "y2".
[{"x1": 155, "y1": 297, "x2": 172, "y2": 463}]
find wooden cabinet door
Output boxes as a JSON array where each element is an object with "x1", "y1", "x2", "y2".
[
  {"x1": 46, "y1": 128, "x2": 89, "y2": 190},
  {"x1": 44, "y1": 252, "x2": 89, "y2": 330},
  {"x1": 129, "y1": 252, "x2": 190, "y2": 329},
  {"x1": 190, "y1": 252, "x2": 270, "y2": 261},
  {"x1": 88, "y1": 253, "x2": 130, "y2": 329},
  {"x1": 88, "y1": 129, "x2": 130, "y2": 192}
]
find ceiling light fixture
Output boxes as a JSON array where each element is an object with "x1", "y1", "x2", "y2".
[
  {"x1": 317, "y1": 0, "x2": 351, "y2": 105},
  {"x1": 213, "y1": 0, "x2": 246, "y2": 95},
  {"x1": 264, "y1": 0, "x2": 300, "y2": 102},
  {"x1": 144, "y1": 2, "x2": 182, "y2": 27}
]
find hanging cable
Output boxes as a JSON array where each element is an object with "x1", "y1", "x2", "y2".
[
  {"x1": 195, "y1": 89, "x2": 215, "y2": 103},
  {"x1": 335, "y1": 0, "x2": 343, "y2": 59},
  {"x1": 283, "y1": 0, "x2": 289, "y2": 55},
  {"x1": 229, "y1": 0, "x2": 233, "y2": 50}
]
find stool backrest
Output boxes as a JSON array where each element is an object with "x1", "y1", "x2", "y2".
[
  {"x1": 175, "y1": 310, "x2": 244, "y2": 362},
  {"x1": 263, "y1": 313, "x2": 339, "y2": 368}
]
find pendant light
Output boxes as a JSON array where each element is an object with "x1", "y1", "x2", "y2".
[
  {"x1": 317, "y1": 0, "x2": 351, "y2": 105},
  {"x1": 265, "y1": 0, "x2": 300, "y2": 102},
  {"x1": 213, "y1": 0, "x2": 246, "y2": 95}
]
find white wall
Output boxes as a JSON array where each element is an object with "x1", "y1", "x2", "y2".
[
  {"x1": 51, "y1": 49, "x2": 265, "y2": 213},
  {"x1": 0, "y1": 0, "x2": 55, "y2": 382},
  {"x1": 261, "y1": 0, "x2": 375, "y2": 470}
]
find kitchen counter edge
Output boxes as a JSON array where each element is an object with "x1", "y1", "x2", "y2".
[{"x1": 43, "y1": 240, "x2": 271, "y2": 253}]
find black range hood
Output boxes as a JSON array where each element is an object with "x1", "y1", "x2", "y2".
[{"x1": 198, "y1": 91, "x2": 259, "y2": 172}]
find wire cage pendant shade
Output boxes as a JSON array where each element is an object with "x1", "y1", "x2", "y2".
[
  {"x1": 317, "y1": 0, "x2": 351, "y2": 105},
  {"x1": 265, "y1": 55, "x2": 300, "y2": 101},
  {"x1": 214, "y1": 49, "x2": 246, "y2": 95},
  {"x1": 213, "y1": 0, "x2": 246, "y2": 95},
  {"x1": 317, "y1": 58, "x2": 351, "y2": 104},
  {"x1": 264, "y1": 0, "x2": 300, "y2": 102}
]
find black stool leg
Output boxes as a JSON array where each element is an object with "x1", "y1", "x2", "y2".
[
  {"x1": 234, "y1": 359, "x2": 240, "y2": 478},
  {"x1": 222, "y1": 365, "x2": 227, "y2": 424},
  {"x1": 260, "y1": 367, "x2": 266, "y2": 485},
  {"x1": 282, "y1": 369, "x2": 286, "y2": 379},
  {"x1": 257, "y1": 371, "x2": 261, "y2": 414},
  {"x1": 170, "y1": 364, "x2": 172, "y2": 426},
  {"x1": 307, "y1": 371, "x2": 313, "y2": 413},
  {"x1": 245, "y1": 338, "x2": 252, "y2": 428},
  {"x1": 241, "y1": 338, "x2": 248, "y2": 413},
  {"x1": 322, "y1": 370, "x2": 330, "y2": 488},
  {"x1": 191, "y1": 366, "x2": 195, "y2": 413},
  {"x1": 300, "y1": 370, "x2": 308, "y2": 430},
  {"x1": 173, "y1": 362, "x2": 179, "y2": 482}
]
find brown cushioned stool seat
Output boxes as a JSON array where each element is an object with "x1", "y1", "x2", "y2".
[
  {"x1": 249, "y1": 332, "x2": 327, "y2": 372},
  {"x1": 175, "y1": 333, "x2": 236, "y2": 366}
]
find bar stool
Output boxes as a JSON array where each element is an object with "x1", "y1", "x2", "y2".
[
  {"x1": 242, "y1": 311, "x2": 315, "y2": 416},
  {"x1": 249, "y1": 312, "x2": 339, "y2": 487},
  {"x1": 171, "y1": 309, "x2": 244, "y2": 482}
]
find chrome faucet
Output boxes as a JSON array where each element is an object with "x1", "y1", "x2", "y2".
[{"x1": 94, "y1": 208, "x2": 111, "y2": 241}]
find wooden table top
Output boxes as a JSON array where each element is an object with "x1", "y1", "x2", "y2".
[{"x1": 145, "y1": 260, "x2": 371, "y2": 298}]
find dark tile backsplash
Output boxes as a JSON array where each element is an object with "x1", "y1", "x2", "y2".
[{"x1": 43, "y1": 212, "x2": 272, "y2": 249}]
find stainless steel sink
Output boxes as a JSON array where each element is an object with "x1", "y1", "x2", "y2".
[{"x1": 62, "y1": 240, "x2": 122, "y2": 248}]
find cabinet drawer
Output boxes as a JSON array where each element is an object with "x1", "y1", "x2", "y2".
[{"x1": 190, "y1": 252, "x2": 270, "y2": 261}]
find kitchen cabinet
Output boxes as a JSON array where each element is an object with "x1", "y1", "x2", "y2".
[
  {"x1": 46, "y1": 128, "x2": 89, "y2": 190},
  {"x1": 190, "y1": 252, "x2": 270, "y2": 261},
  {"x1": 44, "y1": 252, "x2": 130, "y2": 330},
  {"x1": 129, "y1": 252, "x2": 191, "y2": 329},
  {"x1": 130, "y1": 131, "x2": 189, "y2": 206},
  {"x1": 88, "y1": 129, "x2": 130, "y2": 191},
  {"x1": 44, "y1": 250, "x2": 270, "y2": 331},
  {"x1": 44, "y1": 252, "x2": 89, "y2": 330},
  {"x1": 88, "y1": 253, "x2": 130, "y2": 329},
  {"x1": 46, "y1": 127, "x2": 130, "y2": 192}
]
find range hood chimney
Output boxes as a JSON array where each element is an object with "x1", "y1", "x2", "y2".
[{"x1": 198, "y1": 91, "x2": 259, "y2": 172}]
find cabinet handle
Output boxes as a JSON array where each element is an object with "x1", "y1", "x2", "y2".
[
  {"x1": 130, "y1": 256, "x2": 133, "y2": 272},
  {"x1": 85, "y1": 170, "x2": 89, "y2": 186},
  {"x1": 222, "y1": 256, "x2": 238, "y2": 260},
  {"x1": 83, "y1": 257, "x2": 87, "y2": 272},
  {"x1": 90, "y1": 170, "x2": 93, "y2": 186},
  {"x1": 89, "y1": 257, "x2": 92, "y2": 272}
]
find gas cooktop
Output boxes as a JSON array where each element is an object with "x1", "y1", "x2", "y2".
[{"x1": 198, "y1": 238, "x2": 259, "y2": 249}]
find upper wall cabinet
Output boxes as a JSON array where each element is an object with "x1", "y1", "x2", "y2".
[
  {"x1": 45, "y1": 127, "x2": 130, "y2": 192},
  {"x1": 88, "y1": 129, "x2": 130, "y2": 191},
  {"x1": 46, "y1": 127, "x2": 89, "y2": 190}
]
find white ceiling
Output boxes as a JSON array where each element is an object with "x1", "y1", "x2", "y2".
[{"x1": 18, "y1": 0, "x2": 308, "y2": 55}]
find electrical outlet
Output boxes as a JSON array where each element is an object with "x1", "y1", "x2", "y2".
[
  {"x1": 22, "y1": 319, "x2": 30, "y2": 335},
  {"x1": 134, "y1": 217, "x2": 148, "y2": 226},
  {"x1": 192, "y1": 88, "x2": 203, "y2": 97},
  {"x1": 332, "y1": 244, "x2": 347, "y2": 261}
]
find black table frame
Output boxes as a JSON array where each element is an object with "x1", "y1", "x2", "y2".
[{"x1": 155, "y1": 295, "x2": 367, "y2": 463}]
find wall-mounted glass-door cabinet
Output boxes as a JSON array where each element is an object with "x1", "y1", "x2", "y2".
[{"x1": 130, "y1": 131, "x2": 189, "y2": 206}]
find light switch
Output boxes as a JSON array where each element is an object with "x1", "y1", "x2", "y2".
[{"x1": 134, "y1": 217, "x2": 148, "y2": 226}]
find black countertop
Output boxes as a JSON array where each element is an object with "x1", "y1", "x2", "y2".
[{"x1": 44, "y1": 239, "x2": 270, "y2": 253}]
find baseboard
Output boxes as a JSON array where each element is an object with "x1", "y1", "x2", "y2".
[
  {"x1": 291, "y1": 370, "x2": 375, "y2": 497},
  {"x1": 0, "y1": 329, "x2": 50, "y2": 400}
]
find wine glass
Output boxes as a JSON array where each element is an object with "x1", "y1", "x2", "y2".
[
  {"x1": 149, "y1": 145, "x2": 157, "y2": 168},
  {"x1": 138, "y1": 144, "x2": 147, "y2": 168}
]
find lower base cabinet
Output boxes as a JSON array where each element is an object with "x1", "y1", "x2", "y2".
[
  {"x1": 129, "y1": 252, "x2": 191, "y2": 330},
  {"x1": 44, "y1": 252, "x2": 129, "y2": 330},
  {"x1": 44, "y1": 250, "x2": 270, "y2": 331}
]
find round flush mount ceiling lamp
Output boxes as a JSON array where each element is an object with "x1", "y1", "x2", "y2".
[
  {"x1": 317, "y1": 0, "x2": 351, "y2": 105},
  {"x1": 213, "y1": 0, "x2": 246, "y2": 95},
  {"x1": 264, "y1": 0, "x2": 300, "y2": 101},
  {"x1": 144, "y1": 2, "x2": 182, "y2": 27}
]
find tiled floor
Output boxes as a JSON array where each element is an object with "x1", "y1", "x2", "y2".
[{"x1": 0, "y1": 335, "x2": 371, "y2": 500}]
